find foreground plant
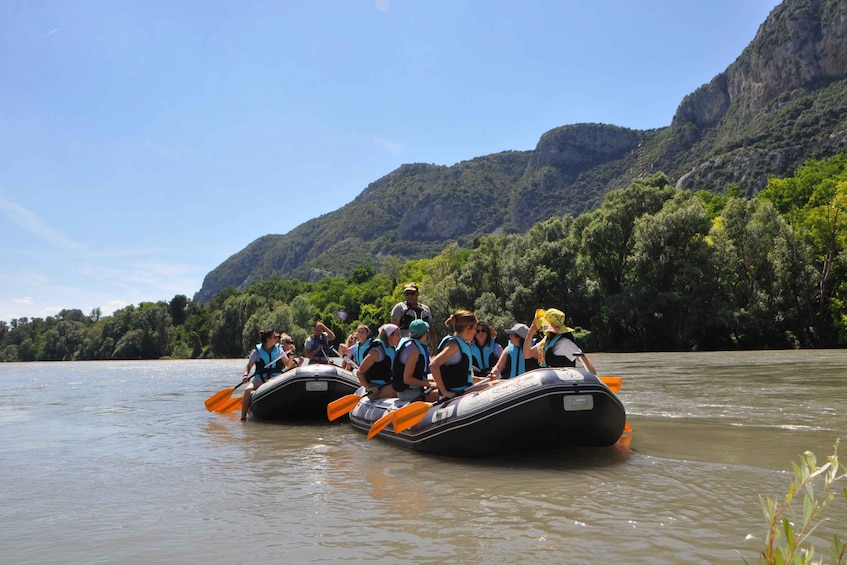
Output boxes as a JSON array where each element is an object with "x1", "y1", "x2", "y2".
[{"x1": 744, "y1": 439, "x2": 846, "y2": 564}]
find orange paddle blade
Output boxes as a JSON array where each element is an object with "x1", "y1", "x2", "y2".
[
  {"x1": 392, "y1": 402, "x2": 433, "y2": 433},
  {"x1": 205, "y1": 387, "x2": 236, "y2": 411},
  {"x1": 215, "y1": 397, "x2": 242, "y2": 414},
  {"x1": 624, "y1": 421, "x2": 632, "y2": 432},
  {"x1": 367, "y1": 411, "x2": 396, "y2": 439},
  {"x1": 327, "y1": 394, "x2": 363, "y2": 421},
  {"x1": 599, "y1": 376, "x2": 622, "y2": 393}
]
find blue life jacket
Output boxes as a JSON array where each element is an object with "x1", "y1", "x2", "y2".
[
  {"x1": 255, "y1": 343, "x2": 285, "y2": 380},
  {"x1": 502, "y1": 343, "x2": 539, "y2": 378},
  {"x1": 392, "y1": 337, "x2": 429, "y2": 392},
  {"x1": 437, "y1": 336, "x2": 474, "y2": 392},
  {"x1": 470, "y1": 340, "x2": 498, "y2": 373},
  {"x1": 352, "y1": 338, "x2": 371, "y2": 367}
]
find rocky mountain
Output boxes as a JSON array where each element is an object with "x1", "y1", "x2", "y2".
[{"x1": 195, "y1": 0, "x2": 847, "y2": 303}]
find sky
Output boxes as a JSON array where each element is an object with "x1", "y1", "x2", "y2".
[{"x1": 0, "y1": 0, "x2": 783, "y2": 323}]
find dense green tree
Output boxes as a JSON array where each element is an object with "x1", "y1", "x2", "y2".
[
  {"x1": 578, "y1": 173, "x2": 676, "y2": 298},
  {"x1": 40, "y1": 320, "x2": 88, "y2": 361},
  {"x1": 113, "y1": 329, "x2": 144, "y2": 359},
  {"x1": 208, "y1": 293, "x2": 269, "y2": 358},
  {"x1": 710, "y1": 198, "x2": 818, "y2": 348},
  {"x1": 499, "y1": 216, "x2": 578, "y2": 324},
  {"x1": 619, "y1": 193, "x2": 716, "y2": 350},
  {"x1": 758, "y1": 154, "x2": 847, "y2": 344},
  {"x1": 169, "y1": 295, "x2": 189, "y2": 326},
  {"x1": 3, "y1": 344, "x2": 18, "y2": 362}
]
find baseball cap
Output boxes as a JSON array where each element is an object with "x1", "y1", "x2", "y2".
[
  {"x1": 504, "y1": 323, "x2": 530, "y2": 340},
  {"x1": 403, "y1": 283, "x2": 419, "y2": 293},
  {"x1": 409, "y1": 319, "x2": 429, "y2": 338},
  {"x1": 379, "y1": 323, "x2": 399, "y2": 337}
]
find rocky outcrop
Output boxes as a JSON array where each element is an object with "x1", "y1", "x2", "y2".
[
  {"x1": 672, "y1": 76, "x2": 731, "y2": 127},
  {"x1": 673, "y1": 0, "x2": 847, "y2": 127},
  {"x1": 528, "y1": 123, "x2": 640, "y2": 175}
]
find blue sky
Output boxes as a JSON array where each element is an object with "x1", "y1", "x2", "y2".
[{"x1": 0, "y1": 0, "x2": 781, "y2": 322}]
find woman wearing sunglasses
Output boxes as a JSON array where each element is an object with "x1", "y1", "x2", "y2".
[{"x1": 469, "y1": 321, "x2": 502, "y2": 377}]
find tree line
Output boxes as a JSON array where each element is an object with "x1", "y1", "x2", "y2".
[{"x1": 2, "y1": 154, "x2": 846, "y2": 362}]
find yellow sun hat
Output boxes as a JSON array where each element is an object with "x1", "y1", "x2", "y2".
[
  {"x1": 533, "y1": 309, "x2": 547, "y2": 330},
  {"x1": 540, "y1": 308, "x2": 574, "y2": 334}
]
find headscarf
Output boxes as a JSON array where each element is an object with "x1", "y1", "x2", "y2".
[{"x1": 535, "y1": 308, "x2": 575, "y2": 366}]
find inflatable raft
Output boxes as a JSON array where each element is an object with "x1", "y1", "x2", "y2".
[
  {"x1": 249, "y1": 363, "x2": 360, "y2": 421},
  {"x1": 348, "y1": 367, "x2": 626, "y2": 457}
]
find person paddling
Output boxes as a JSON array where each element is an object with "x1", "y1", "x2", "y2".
[{"x1": 240, "y1": 329, "x2": 298, "y2": 421}]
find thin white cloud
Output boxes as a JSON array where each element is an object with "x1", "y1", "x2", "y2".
[
  {"x1": 0, "y1": 196, "x2": 86, "y2": 250},
  {"x1": 13, "y1": 296, "x2": 33, "y2": 305},
  {"x1": 371, "y1": 135, "x2": 406, "y2": 156},
  {"x1": 374, "y1": 0, "x2": 389, "y2": 11},
  {"x1": 81, "y1": 260, "x2": 203, "y2": 296},
  {"x1": 41, "y1": 28, "x2": 59, "y2": 40}
]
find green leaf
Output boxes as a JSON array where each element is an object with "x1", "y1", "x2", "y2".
[{"x1": 783, "y1": 517, "x2": 795, "y2": 550}]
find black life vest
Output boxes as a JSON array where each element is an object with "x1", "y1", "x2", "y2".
[
  {"x1": 361, "y1": 340, "x2": 393, "y2": 386},
  {"x1": 397, "y1": 302, "x2": 430, "y2": 330},
  {"x1": 437, "y1": 336, "x2": 474, "y2": 392},
  {"x1": 542, "y1": 333, "x2": 578, "y2": 368},
  {"x1": 392, "y1": 337, "x2": 428, "y2": 392}
]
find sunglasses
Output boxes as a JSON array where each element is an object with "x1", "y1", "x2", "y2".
[{"x1": 476, "y1": 329, "x2": 488, "y2": 334}]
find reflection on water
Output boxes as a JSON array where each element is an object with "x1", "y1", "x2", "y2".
[{"x1": 0, "y1": 354, "x2": 844, "y2": 564}]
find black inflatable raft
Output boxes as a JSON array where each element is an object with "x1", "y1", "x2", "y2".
[
  {"x1": 348, "y1": 367, "x2": 626, "y2": 457},
  {"x1": 249, "y1": 363, "x2": 360, "y2": 421}
]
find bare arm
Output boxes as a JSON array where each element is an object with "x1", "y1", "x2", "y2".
[
  {"x1": 402, "y1": 346, "x2": 429, "y2": 389},
  {"x1": 523, "y1": 325, "x2": 540, "y2": 360},
  {"x1": 283, "y1": 353, "x2": 299, "y2": 369},
  {"x1": 490, "y1": 347, "x2": 509, "y2": 379},
  {"x1": 356, "y1": 349, "x2": 380, "y2": 389},
  {"x1": 314, "y1": 322, "x2": 335, "y2": 342},
  {"x1": 579, "y1": 354, "x2": 596, "y2": 375},
  {"x1": 242, "y1": 360, "x2": 255, "y2": 382},
  {"x1": 304, "y1": 341, "x2": 318, "y2": 359}
]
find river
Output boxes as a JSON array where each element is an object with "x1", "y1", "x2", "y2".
[{"x1": 1, "y1": 350, "x2": 844, "y2": 564}]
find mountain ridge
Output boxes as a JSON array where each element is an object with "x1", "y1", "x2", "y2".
[{"x1": 195, "y1": 0, "x2": 847, "y2": 304}]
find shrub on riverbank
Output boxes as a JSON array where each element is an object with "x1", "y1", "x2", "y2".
[{"x1": 744, "y1": 440, "x2": 846, "y2": 564}]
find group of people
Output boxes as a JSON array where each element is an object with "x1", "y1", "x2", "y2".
[
  {"x1": 239, "y1": 328, "x2": 302, "y2": 420},
  {"x1": 347, "y1": 285, "x2": 597, "y2": 404},
  {"x1": 239, "y1": 282, "x2": 596, "y2": 421}
]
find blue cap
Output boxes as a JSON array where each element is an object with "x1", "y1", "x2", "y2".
[{"x1": 409, "y1": 319, "x2": 429, "y2": 338}]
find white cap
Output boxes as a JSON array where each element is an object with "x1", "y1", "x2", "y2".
[{"x1": 378, "y1": 323, "x2": 399, "y2": 337}]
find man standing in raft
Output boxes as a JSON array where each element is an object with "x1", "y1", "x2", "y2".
[{"x1": 391, "y1": 283, "x2": 437, "y2": 352}]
